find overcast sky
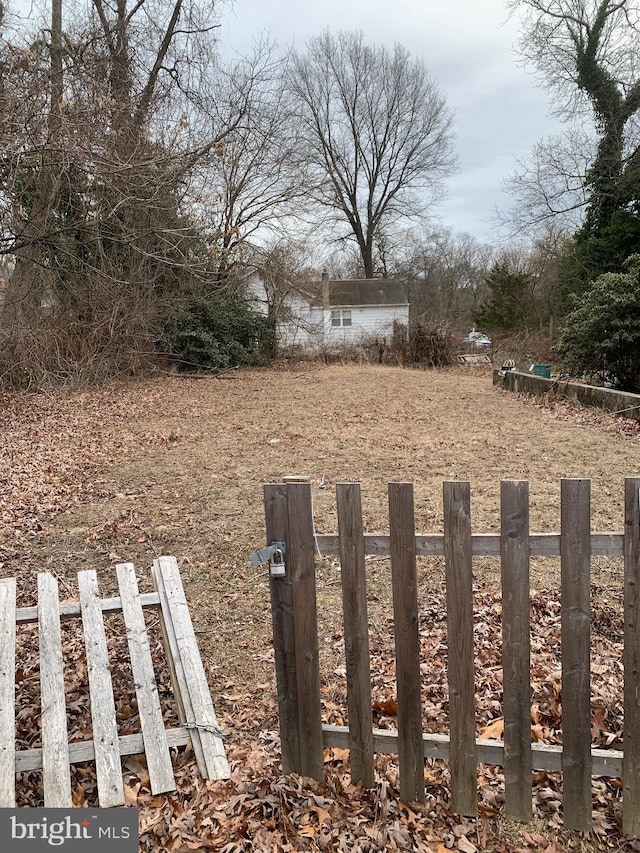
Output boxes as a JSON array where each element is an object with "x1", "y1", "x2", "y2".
[{"x1": 219, "y1": 0, "x2": 562, "y2": 246}]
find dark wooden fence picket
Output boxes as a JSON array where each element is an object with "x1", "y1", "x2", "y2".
[
  {"x1": 286, "y1": 479, "x2": 324, "y2": 781},
  {"x1": 624, "y1": 477, "x2": 640, "y2": 836},
  {"x1": 263, "y1": 483, "x2": 300, "y2": 774},
  {"x1": 560, "y1": 478, "x2": 592, "y2": 831},
  {"x1": 443, "y1": 481, "x2": 477, "y2": 817},
  {"x1": 500, "y1": 480, "x2": 532, "y2": 822},
  {"x1": 336, "y1": 482, "x2": 374, "y2": 789},
  {"x1": 389, "y1": 482, "x2": 425, "y2": 804}
]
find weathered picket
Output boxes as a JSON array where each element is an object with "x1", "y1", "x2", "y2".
[
  {"x1": 336, "y1": 483, "x2": 374, "y2": 790},
  {"x1": 444, "y1": 480, "x2": 477, "y2": 818},
  {"x1": 0, "y1": 556, "x2": 229, "y2": 808},
  {"x1": 501, "y1": 479, "x2": 532, "y2": 821},
  {"x1": 263, "y1": 477, "x2": 640, "y2": 836},
  {"x1": 624, "y1": 479, "x2": 640, "y2": 836}
]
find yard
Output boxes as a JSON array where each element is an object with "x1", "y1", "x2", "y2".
[{"x1": 2, "y1": 363, "x2": 640, "y2": 851}]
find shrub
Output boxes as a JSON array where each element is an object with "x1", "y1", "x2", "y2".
[
  {"x1": 167, "y1": 290, "x2": 274, "y2": 371},
  {"x1": 554, "y1": 257, "x2": 640, "y2": 392},
  {"x1": 408, "y1": 322, "x2": 456, "y2": 367},
  {"x1": 365, "y1": 320, "x2": 455, "y2": 367}
]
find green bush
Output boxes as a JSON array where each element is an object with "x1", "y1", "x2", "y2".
[
  {"x1": 554, "y1": 257, "x2": 640, "y2": 392},
  {"x1": 167, "y1": 290, "x2": 274, "y2": 371}
]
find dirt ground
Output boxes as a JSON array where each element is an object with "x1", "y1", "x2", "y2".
[{"x1": 2, "y1": 363, "x2": 640, "y2": 850}]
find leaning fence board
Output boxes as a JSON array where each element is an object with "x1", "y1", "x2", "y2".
[
  {"x1": 389, "y1": 483, "x2": 424, "y2": 804},
  {"x1": 501, "y1": 481, "x2": 532, "y2": 822},
  {"x1": 561, "y1": 479, "x2": 592, "y2": 832},
  {"x1": 337, "y1": 483, "x2": 374, "y2": 789},
  {"x1": 152, "y1": 560, "x2": 204, "y2": 775},
  {"x1": 38, "y1": 573, "x2": 73, "y2": 807},
  {"x1": 116, "y1": 563, "x2": 175, "y2": 795},
  {"x1": 0, "y1": 578, "x2": 16, "y2": 807},
  {"x1": 78, "y1": 570, "x2": 125, "y2": 808},
  {"x1": 153, "y1": 556, "x2": 229, "y2": 780},
  {"x1": 443, "y1": 481, "x2": 477, "y2": 817},
  {"x1": 624, "y1": 478, "x2": 640, "y2": 837}
]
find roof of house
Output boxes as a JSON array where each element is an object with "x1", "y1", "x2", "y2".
[{"x1": 310, "y1": 279, "x2": 409, "y2": 308}]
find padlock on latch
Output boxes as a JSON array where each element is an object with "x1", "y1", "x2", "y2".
[{"x1": 269, "y1": 547, "x2": 286, "y2": 577}]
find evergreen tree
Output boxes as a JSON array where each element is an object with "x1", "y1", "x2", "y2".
[{"x1": 473, "y1": 260, "x2": 535, "y2": 334}]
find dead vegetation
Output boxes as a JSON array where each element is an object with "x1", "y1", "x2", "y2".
[
  {"x1": 2, "y1": 364, "x2": 640, "y2": 851},
  {"x1": 314, "y1": 321, "x2": 460, "y2": 368}
]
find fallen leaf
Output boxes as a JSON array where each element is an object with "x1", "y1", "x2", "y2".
[
  {"x1": 124, "y1": 755, "x2": 150, "y2": 788},
  {"x1": 310, "y1": 805, "x2": 332, "y2": 825},
  {"x1": 372, "y1": 698, "x2": 398, "y2": 716},
  {"x1": 323, "y1": 747, "x2": 349, "y2": 763},
  {"x1": 478, "y1": 718, "x2": 504, "y2": 739},
  {"x1": 298, "y1": 825, "x2": 316, "y2": 838}
]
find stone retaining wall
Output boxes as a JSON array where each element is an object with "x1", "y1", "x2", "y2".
[{"x1": 493, "y1": 369, "x2": 640, "y2": 421}]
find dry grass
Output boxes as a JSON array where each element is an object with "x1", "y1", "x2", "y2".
[
  {"x1": 2, "y1": 363, "x2": 640, "y2": 847},
  {"x1": 3, "y1": 362, "x2": 639, "y2": 702}
]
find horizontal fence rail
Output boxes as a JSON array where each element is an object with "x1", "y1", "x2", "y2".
[
  {"x1": 312, "y1": 532, "x2": 624, "y2": 558},
  {"x1": 262, "y1": 477, "x2": 640, "y2": 836}
]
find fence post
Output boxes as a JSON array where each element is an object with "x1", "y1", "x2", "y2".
[
  {"x1": 561, "y1": 478, "x2": 592, "y2": 832},
  {"x1": 389, "y1": 482, "x2": 425, "y2": 804},
  {"x1": 286, "y1": 478, "x2": 324, "y2": 781},
  {"x1": 624, "y1": 477, "x2": 640, "y2": 836},
  {"x1": 337, "y1": 483, "x2": 374, "y2": 789},
  {"x1": 443, "y1": 480, "x2": 478, "y2": 818},
  {"x1": 264, "y1": 483, "x2": 301, "y2": 774},
  {"x1": 501, "y1": 480, "x2": 532, "y2": 821}
]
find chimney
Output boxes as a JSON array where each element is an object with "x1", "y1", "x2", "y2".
[{"x1": 321, "y1": 268, "x2": 330, "y2": 310}]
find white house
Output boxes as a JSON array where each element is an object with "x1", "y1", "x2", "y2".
[{"x1": 249, "y1": 272, "x2": 410, "y2": 352}]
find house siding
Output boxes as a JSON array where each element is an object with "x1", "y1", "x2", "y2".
[
  {"x1": 322, "y1": 304, "x2": 407, "y2": 344},
  {"x1": 246, "y1": 275, "x2": 409, "y2": 352},
  {"x1": 288, "y1": 304, "x2": 408, "y2": 349}
]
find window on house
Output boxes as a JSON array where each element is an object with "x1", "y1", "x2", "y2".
[{"x1": 331, "y1": 309, "x2": 352, "y2": 327}]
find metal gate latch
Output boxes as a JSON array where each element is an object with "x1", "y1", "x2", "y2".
[{"x1": 249, "y1": 541, "x2": 286, "y2": 577}]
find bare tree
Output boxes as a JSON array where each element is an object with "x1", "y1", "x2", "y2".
[
  {"x1": 396, "y1": 229, "x2": 494, "y2": 330},
  {"x1": 3, "y1": 0, "x2": 64, "y2": 327},
  {"x1": 287, "y1": 30, "x2": 456, "y2": 278},
  {"x1": 196, "y1": 40, "x2": 308, "y2": 281},
  {"x1": 0, "y1": 0, "x2": 261, "y2": 384}
]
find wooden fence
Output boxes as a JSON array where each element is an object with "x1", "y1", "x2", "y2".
[
  {"x1": 0, "y1": 556, "x2": 229, "y2": 808},
  {"x1": 262, "y1": 477, "x2": 640, "y2": 836}
]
